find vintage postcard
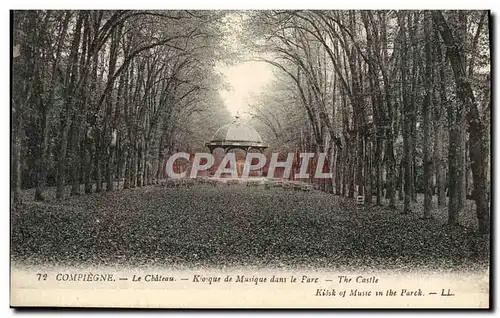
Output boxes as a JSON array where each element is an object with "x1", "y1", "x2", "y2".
[{"x1": 10, "y1": 9, "x2": 491, "y2": 308}]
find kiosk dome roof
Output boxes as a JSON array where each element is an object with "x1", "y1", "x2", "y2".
[
  {"x1": 211, "y1": 122, "x2": 264, "y2": 143},
  {"x1": 206, "y1": 120, "x2": 268, "y2": 152}
]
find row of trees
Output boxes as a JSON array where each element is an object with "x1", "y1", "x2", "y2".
[
  {"x1": 12, "y1": 10, "x2": 231, "y2": 202},
  {"x1": 11, "y1": 10, "x2": 492, "y2": 234},
  {"x1": 244, "y1": 10, "x2": 490, "y2": 233}
]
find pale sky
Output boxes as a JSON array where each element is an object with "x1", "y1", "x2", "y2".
[
  {"x1": 217, "y1": 12, "x2": 275, "y2": 119},
  {"x1": 218, "y1": 61, "x2": 275, "y2": 118}
]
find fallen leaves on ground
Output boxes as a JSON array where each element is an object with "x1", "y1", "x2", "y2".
[{"x1": 11, "y1": 184, "x2": 489, "y2": 271}]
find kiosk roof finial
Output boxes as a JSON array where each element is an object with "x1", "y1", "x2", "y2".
[{"x1": 234, "y1": 111, "x2": 240, "y2": 123}]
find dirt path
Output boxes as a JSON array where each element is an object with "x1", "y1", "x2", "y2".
[{"x1": 11, "y1": 184, "x2": 489, "y2": 271}]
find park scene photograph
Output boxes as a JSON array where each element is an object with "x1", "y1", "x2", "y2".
[{"x1": 11, "y1": 10, "x2": 491, "y2": 275}]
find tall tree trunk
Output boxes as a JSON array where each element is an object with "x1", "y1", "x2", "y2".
[
  {"x1": 409, "y1": 12, "x2": 419, "y2": 204},
  {"x1": 123, "y1": 148, "x2": 131, "y2": 189},
  {"x1": 447, "y1": 115, "x2": 461, "y2": 226},
  {"x1": 378, "y1": 10, "x2": 396, "y2": 208},
  {"x1": 365, "y1": 138, "x2": 372, "y2": 204},
  {"x1": 434, "y1": 114, "x2": 446, "y2": 206},
  {"x1": 137, "y1": 140, "x2": 144, "y2": 187},
  {"x1": 34, "y1": 110, "x2": 49, "y2": 201},
  {"x1": 385, "y1": 135, "x2": 396, "y2": 208},
  {"x1": 84, "y1": 133, "x2": 93, "y2": 193},
  {"x1": 130, "y1": 142, "x2": 138, "y2": 189},
  {"x1": 12, "y1": 105, "x2": 23, "y2": 205},
  {"x1": 131, "y1": 140, "x2": 138, "y2": 188},
  {"x1": 55, "y1": 13, "x2": 83, "y2": 199},
  {"x1": 34, "y1": 12, "x2": 70, "y2": 201},
  {"x1": 55, "y1": 118, "x2": 71, "y2": 199},
  {"x1": 335, "y1": 145, "x2": 343, "y2": 195},
  {"x1": 422, "y1": 11, "x2": 433, "y2": 219},
  {"x1": 398, "y1": 157, "x2": 404, "y2": 201},
  {"x1": 156, "y1": 136, "x2": 164, "y2": 183},
  {"x1": 106, "y1": 138, "x2": 116, "y2": 191},
  {"x1": 433, "y1": 11, "x2": 490, "y2": 233},
  {"x1": 105, "y1": 26, "x2": 122, "y2": 192},
  {"x1": 348, "y1": 138, "x2": 355, "y2": 198},
  {"x1": 375, "y1": 137, "x2": 382, "y2": 205},
  {"x1": 398, "y1": 12, "x2": 412, "y2": 214},
  {"x1": 435, "y1": 30, "x2": 447, "y2": 207},
  {"x1": 95, "y1": 131, "x2": 103, "y2": 192},
  {"x1": 456, "y1": 11, "x2": 468, "y2": 217},
  {"x1": 70, "y1": 117, "x2": 82, "y2": 195},
  {"x1": 142, "y1": 142, "x2": 149, "y2": 186},
  {"x1": 356, "y1": 131, "x2": 364, "y2": 197}
]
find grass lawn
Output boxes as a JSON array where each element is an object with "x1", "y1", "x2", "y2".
[{"x1": 11, "y1": 184, "x2": 489, "y2": 271}]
